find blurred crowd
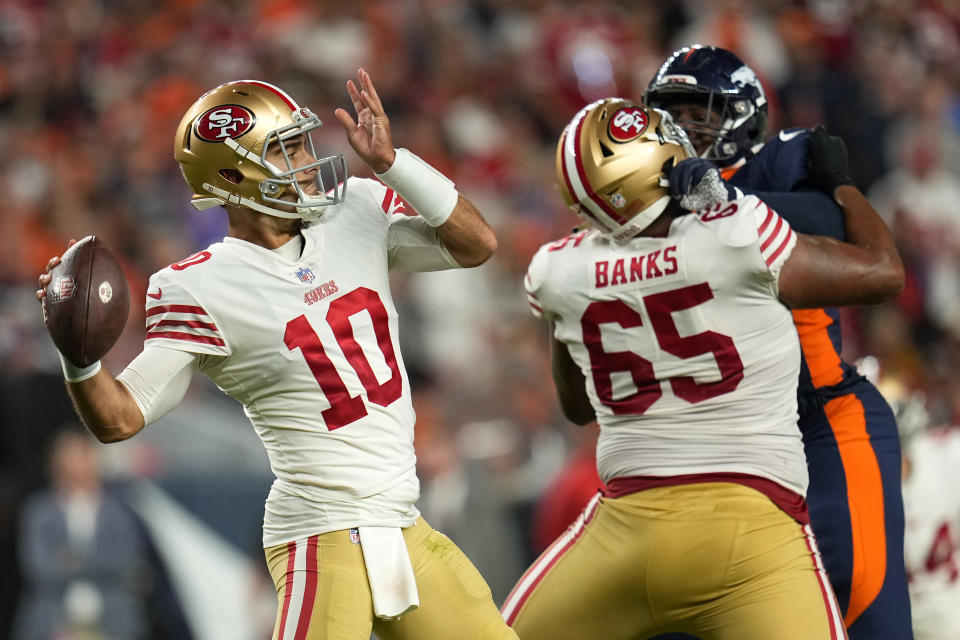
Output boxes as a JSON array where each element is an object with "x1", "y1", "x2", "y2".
[{"x1": 1, "y1": 0, "x2": 959, "y2": 638}]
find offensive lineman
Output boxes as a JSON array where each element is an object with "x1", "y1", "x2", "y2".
[
  {"x1": 501, "y1": 100, "x2": 902, "y2": 639},
  {"x1": 36, "y1": 70, "x2": 518, "y2": 640},
  {"x1": 644, "y1": 45, "x2": 912, "y2": 639}
]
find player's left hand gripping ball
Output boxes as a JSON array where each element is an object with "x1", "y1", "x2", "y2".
[{"x1": 43, "y1": 235, "x2": 130, "y2": 366}]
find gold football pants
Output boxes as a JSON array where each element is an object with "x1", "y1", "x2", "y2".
[
  {"x1": 266, "y1": 517, "x2": 517, "y2": 640},
  {"x1": 502, "y1": 483, "x2": 847, "y2": 639}
]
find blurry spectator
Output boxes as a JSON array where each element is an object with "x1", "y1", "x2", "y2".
[
  {"x1": 672, "y1": 0, "x2": 790, "y2": 86},
  {"x1": 529, "y1": 422, "x2": 602, "y2": 554},
  {"x1": 13, "y1": 427, "x2": 151, "y2": 640},
  {"x1": 869, "y1": 125, "x2": 960, "y2": 339}
]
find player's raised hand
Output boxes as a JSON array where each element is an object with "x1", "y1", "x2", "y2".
[
  {"x1": 807, "y1": 125, "x2": 854, "y2": 194},
  {"x1": 334, "y1": 68, "x2": 396, "y2": 174}
]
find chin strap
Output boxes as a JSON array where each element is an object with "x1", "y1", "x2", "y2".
[{"x1": 199, "y1": 183, "x2": 325, "y2": 220}]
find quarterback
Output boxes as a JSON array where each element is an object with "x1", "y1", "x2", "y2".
[
  {"x1": 501, "y1": 100, "x2": 902, "y2": 639},
  {"x1": 37, "y1": 70, "x2": 518, "y2": 640}
]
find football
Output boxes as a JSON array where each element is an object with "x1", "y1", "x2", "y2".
[{"x1": 44, "y1": 235, "x2": 130, "y2": 366}]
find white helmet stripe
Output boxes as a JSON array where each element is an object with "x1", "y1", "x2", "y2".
[
  {"x1": 562, "y1": 108, "x2": 629, "y2": 228},
  {"x1": 563, "y1": 111, "x2": 609, "y2": 225},
  {"x1": 558, "y1": 130, "x2": 602, "y2": 229}
]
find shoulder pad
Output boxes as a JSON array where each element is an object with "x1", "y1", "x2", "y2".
[{"x1": 730, "y1": 128, "x2": 811, "y2": 191}]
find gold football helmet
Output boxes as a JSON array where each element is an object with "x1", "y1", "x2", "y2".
[
  {"x1": 556, "y1": 99, "x2": 695, "y2": 241},
  {"x1": 174, "y1": 80, "x2": 346, "y2": 221}
]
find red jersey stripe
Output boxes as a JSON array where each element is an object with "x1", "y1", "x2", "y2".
[
  {"x1": 146, "y1": 304, "x2": 208, "y2": 317},
  {"x1": 757, "y1": 206, "x2": 775, "y2": 235},
  {"x1": 759, "y1": 215, "x2": 784, "y2": 252},
  {"x1": 146, "y1": 330, "x2": 226, "y2": 346},
  {"x1": 146, "y1": 319, "x2": 219, "y2": 332},
  {"x1": 765, "y1": 230, "x2": 795, "y2": 266},
  {"x1": 381, "y1": 188, "x2": 395, "y2": 214}
]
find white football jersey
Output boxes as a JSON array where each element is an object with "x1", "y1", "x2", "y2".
[
  {"x1": 141, "y1": 177, "x2": 458, "y2": 546},
  {"x1": 902, "y1": 428, "x2": 960, "y2": 639},
  {"x1": 525, "y1": 195, "x2": 806, "y2": 495}
]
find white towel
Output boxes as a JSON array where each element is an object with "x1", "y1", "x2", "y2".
[{"x1": 358, "y1": 526, "x2": 419, "y2": 620}]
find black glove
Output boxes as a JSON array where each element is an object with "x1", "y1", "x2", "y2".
[{"x1": 807, "y1": 125, "x2": 854, "y2": 192}]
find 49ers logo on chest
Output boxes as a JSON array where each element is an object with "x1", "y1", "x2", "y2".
[
  {"x1": 608, "y1": 106, "x2": 648, "y2": 142},
  {"x1": 195, "y1": 105, "x2": 255, "y2": 142}
]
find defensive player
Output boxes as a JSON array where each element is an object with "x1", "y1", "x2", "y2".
[
  {"x1": 501, "y1": 100, "x2": 902, "y2": 639},
  {"x1": 36, "y1": 70, "x2": 518, "y2": 640},
  {"x1": 644, "y1": 45, "x2": 912, "y2": 639}
]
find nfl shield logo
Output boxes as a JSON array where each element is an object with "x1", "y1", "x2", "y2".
[
  {"x1": 349, "y1": 528, "x2": 361, "y2": 545},
  {"x1": 52, "y1": 276, "x2": 77, "y2": 303},
  {"x1": 295, "y1": 267, "x2": 315, "y2": 283}
]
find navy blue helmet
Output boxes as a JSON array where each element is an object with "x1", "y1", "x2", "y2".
[{"x1": 644, "y1": 45, "x2": 768, "y2": 167}]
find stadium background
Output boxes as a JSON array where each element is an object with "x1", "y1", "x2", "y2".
[{"x1": 1, "y1": 0, "x2": 958, "y2": 637}]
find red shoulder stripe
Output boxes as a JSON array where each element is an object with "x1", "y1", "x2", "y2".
[
  {"x1": 146, "y1": 304, "x2": 209, "y2": 318},
  {"x1": 757, "y1": 206, "x2": 775, "y2": 235},
  {"x1": 766, "y1": 230, "x2": 795, "y2": 266},
  {"x1": 759, "y1": 215, "x2": 784, "y2": 252},
  {"x1": 381, "y1": 187, "x2": 395, "y2": 214},
  {"x1": 146, "y1": 331, "x2": 225, "y2": 346},
  {"x1": 146, "y1": 319, "x2": 220, "y2": 332}
]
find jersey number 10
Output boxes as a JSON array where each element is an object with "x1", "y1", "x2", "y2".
[{"x1": 284, "y1": 287, "x2": 403, "y2": 430}]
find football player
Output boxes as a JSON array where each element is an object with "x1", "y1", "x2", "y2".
[
  {"x1": 644, "y1": 45, "x2": 912, "y2": 640},
  {"x1": 36, "y1": 69, "x2": 518, "y2": 640},
  {"x1": 894, "y1": 389, "x2": 960, "y2": 640},
  {"x1": 501, "y1": 100, "x2": 902, "y2": 639}
]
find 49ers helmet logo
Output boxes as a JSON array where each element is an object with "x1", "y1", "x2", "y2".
[
  {"x1": 195, "y1": 105, "x2": 255, "y2": 142},
  {"x1": 608, "y1": 106, "x2": 648, "y2": 142}
]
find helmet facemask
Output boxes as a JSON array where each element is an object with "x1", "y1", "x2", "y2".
[
  {"x1": 643, "y1": 46, "x2": 769, "y2": 168},
  {"x1": 649, "y1": 89, "x2": 764, "y2": 166},
  {"x1": 249, "y1": 109, "x2": 347, "y2": 220}
]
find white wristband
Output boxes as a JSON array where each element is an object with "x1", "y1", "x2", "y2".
[
  {"x1": 376, "y1": 148, "x2": 459, "y2": 227},
  {"x1": 59, "y1": 351, "x2": 102, "y2": 383}
]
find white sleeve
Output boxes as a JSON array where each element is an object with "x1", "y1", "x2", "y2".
[
  {"x1": 387, "y1": 214, "x2": 459, "y2": 272},
  {"x1": 116, "y1": 346, "x2": 199, "y2": 426},
  {"x1": 143, "y1": 268, "x2": 231, "y2": 356},
  {"x1": 524, "y1": 245, "x2": 552, "y2": 321}
]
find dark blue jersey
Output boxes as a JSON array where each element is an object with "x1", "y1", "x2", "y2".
[
  {"x1": 730, "y1": 131, "x2": 861, "y2": 407},
  {"x1": 727, "y1": 130, "x2": 910, "y2": 639}
]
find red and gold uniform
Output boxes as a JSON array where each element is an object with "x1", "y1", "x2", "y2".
[{"x1": 504, "y1": 194, "x2": 847, "y2": 639}]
